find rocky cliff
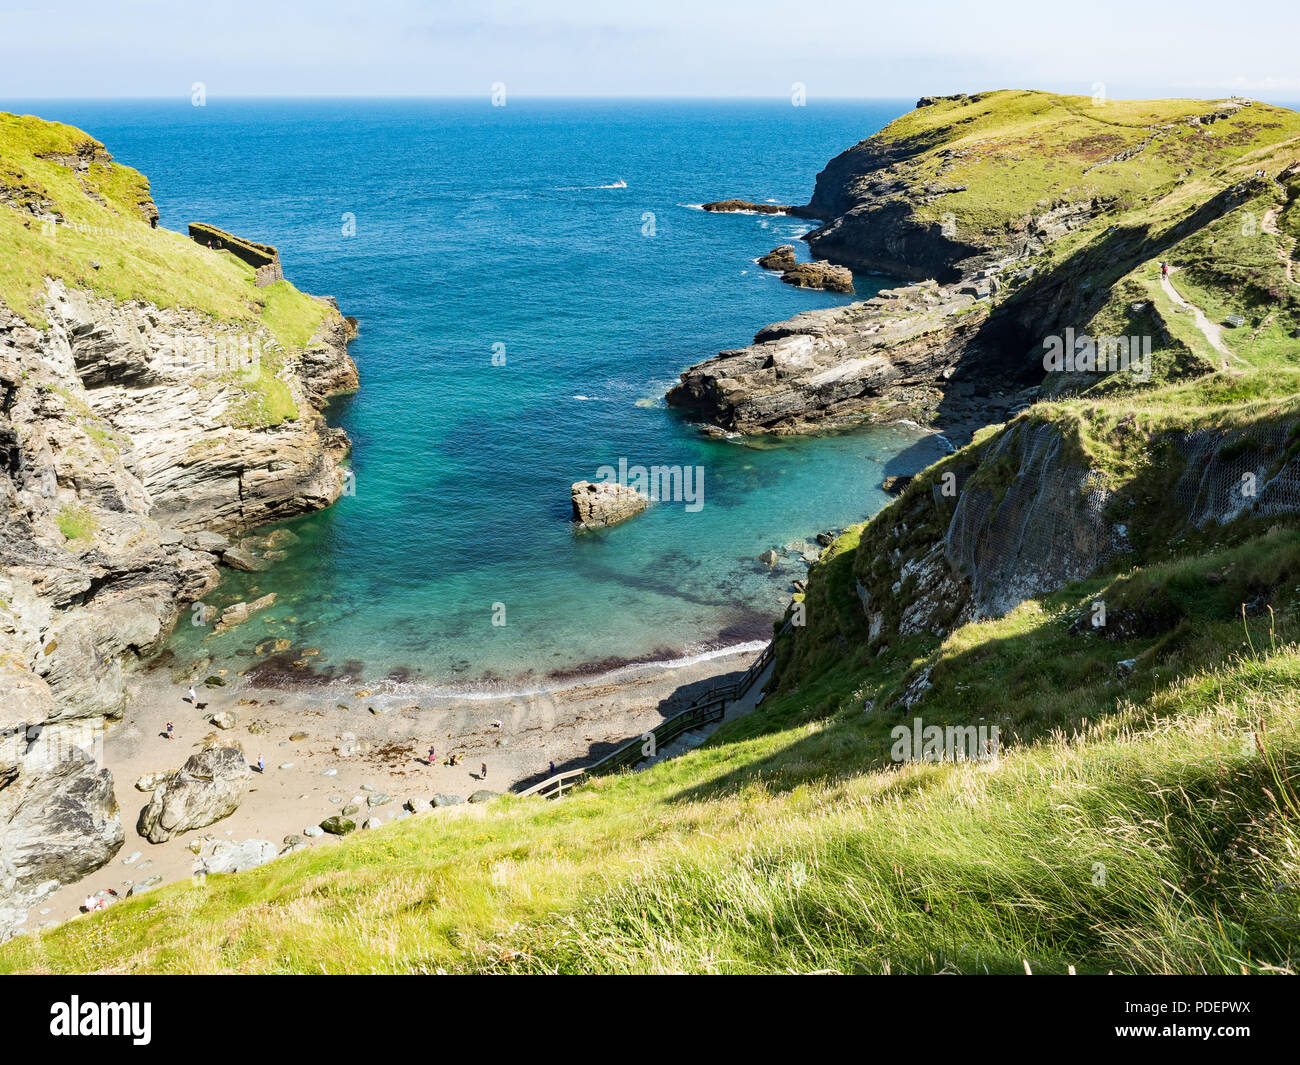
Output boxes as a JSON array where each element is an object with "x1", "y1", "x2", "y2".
[{"x1": 0, "y1": 113, "x2": 358, "y2": 937}]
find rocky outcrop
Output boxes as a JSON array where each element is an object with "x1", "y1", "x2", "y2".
[
  {"x1": 701, "y1": 200, "x2": 795, "y2": 215},
  {"x1": 570, "y1": 480, "x2": 649, "y2": 529},
  {"x1": 757, "y1": 246, "x2": 854, "y2": 293},
  {"x1": 136, "y1": 744, "x2": 251, "y2": 843},
  {"x1": 667, "y1": 280, "x2": 989, "y2": 434},
  {"x1": 1, "y1": 743, "x2": 123, "y2": 935}
]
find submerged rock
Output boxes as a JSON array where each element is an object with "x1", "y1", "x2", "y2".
[{"x1": 215, "y1": 593, "x2": 276, "y2": 632}]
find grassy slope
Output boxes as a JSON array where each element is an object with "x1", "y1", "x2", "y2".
[
  {"x1": 4, "y1": 96, "x2": 1300, "y2": 975},
  {"x1": 2, "y1": 535, "x2": 1297, "y2": 974},
  {"x1": 0, "y1": 111, "x2": 332, "y2": 426},
  {"x1": 875, "y1": 90, "x2": 1300, "y2": 239}
]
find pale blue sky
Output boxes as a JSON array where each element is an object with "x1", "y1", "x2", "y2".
[{"x1": 2, "y1": 0, "x2": 1298, "y2": 100}]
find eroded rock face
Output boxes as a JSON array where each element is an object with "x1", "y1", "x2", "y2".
[
  {"x1": 570, "y1": 480, "x2": 649, "y2": 529},
  {"x1": 0, "y1": 742, "x2": 123, "y2": 935},
  {"x1": 0, "y1": 276, "x2": 357, "y2": 937},
  {"x1": 137, "y1": 745, "x2": 251, "y2": 844}
]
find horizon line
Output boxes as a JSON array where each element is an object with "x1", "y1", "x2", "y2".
[{"x1": 3, "y1": 90, "x2": 1293, "y2": 104}]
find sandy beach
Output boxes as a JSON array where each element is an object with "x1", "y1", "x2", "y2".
[{"x1": 25, "y1": 640, "x2": 766, "y2": 932}]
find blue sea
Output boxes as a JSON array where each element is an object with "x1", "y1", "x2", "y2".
[{"x1": 11, "y1": 98, "x2": 948, "y2": 691}]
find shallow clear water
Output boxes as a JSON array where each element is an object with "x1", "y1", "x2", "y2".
[{"x1": 15, "y1": 98, "x2": 948, "y2": 689}]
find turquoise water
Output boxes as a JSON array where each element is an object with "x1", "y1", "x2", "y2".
[{"x1": 16, "y1": 98, "x2": 948, "y2": 690}]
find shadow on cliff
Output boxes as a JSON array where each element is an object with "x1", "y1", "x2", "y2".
[{"x1": 933, "y1": 176, "x2": 1271, "y2": 433}]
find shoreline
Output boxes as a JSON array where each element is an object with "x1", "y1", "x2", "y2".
[{"x1": 21, "y1": 639, "x2": 766, "y2": 937}]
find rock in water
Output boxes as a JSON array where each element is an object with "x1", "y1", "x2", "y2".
[
  {"x1": 778, "y1": 261, "x2": 854, "y2": 293},
  {"x1": 570, "y1": 480, "x2": 649, "y2": 530},
  {"x1": 221, "y1": 547, "x2": 268, "y2": 573},
  {"x1": 758, "y1": 245, "x2": 799, "y2": 270},
  {"x1": 215, "y1": 593, "x2": 277, "y2": 632},
  {"x1": 136, "y1": 745, "x2": 251, "y2": 843},
  {"x1": 203, "y1": 838, "x2": 277, "y2": 875},
  {"x1": 701, "y1": 199, "x2": 794, "y2": 214}
]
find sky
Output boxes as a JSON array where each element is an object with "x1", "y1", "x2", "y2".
[{"x1": 1, "y1": 0, "x2": 1298, "y2": 101}]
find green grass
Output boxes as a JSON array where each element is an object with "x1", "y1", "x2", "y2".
[
  {"x1": 870, "y1": 91, "x2": 1300, "y2": 242},
  {"x1": 0, "y1": 112, "x2": 329, "y2": 351},
  {"x1": 55, "y1": 504, "x2": 98, "y2": 543}
]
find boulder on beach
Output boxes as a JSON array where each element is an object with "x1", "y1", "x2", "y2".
[
  {"x1": 136, "y1": 745, "x2": 251, "y2": 844},
  {"x1": 210, "y1": 711, "x2": 237, "y2": 730},
  {"x1": 571, "y1": 480, "x2": 649, "y2": 530},
  {"x1": 468, "y1": 790, "x2": 497, "y2": 804},
  {"x1": 203, "y1": 838, "x2": 277, "y2": 875},
  {"x1": 432, "y1": 793, "x2": 464, "y2": 807},
  {"x1": 319, "y1": 815, "x2": 355, "y2": 835}
]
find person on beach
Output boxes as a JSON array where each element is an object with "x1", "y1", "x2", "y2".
[
  {"x1": 549, "y1": 760, "x2": 556, "y2": 776},
  {"x1": 187, "y1": 684, "x2": 197, "y2": 704},
  {"x1": 427, "y1": 745, "x2": 436, "y2": 765},
  {"x1": 256, "y1": 754, "x2": 265, "y2": 773},
  {"x1": 165, "y1": 720, "x2": 175, "y2": 740},
  {"x1": 481, "y1": 761, "x2": 488, "y2": 779}
]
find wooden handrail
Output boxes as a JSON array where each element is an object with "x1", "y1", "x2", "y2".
[{"x1": 516, "y1": 617, "x2": 794, "y2": 799}]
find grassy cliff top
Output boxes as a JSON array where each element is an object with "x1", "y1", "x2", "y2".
[
  {"x1": 839, "y1": 90, "x2": 1300, "y2": 236},
  {"x1": 0, "y1": 111, "x2": 326, "y2": 347}
]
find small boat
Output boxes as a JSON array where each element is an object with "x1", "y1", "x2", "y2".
[{"x1": 608, "y1": 179, "x2": 627, "y2": 188}]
